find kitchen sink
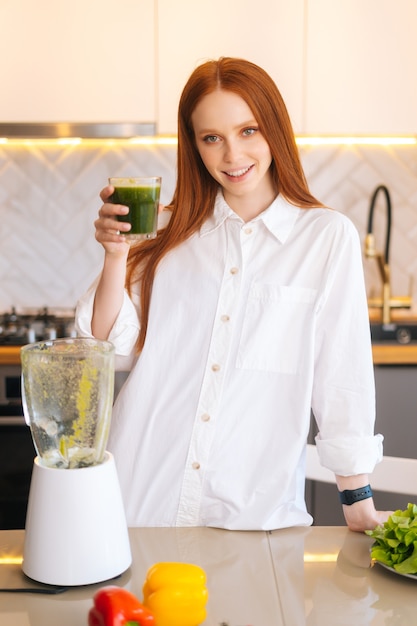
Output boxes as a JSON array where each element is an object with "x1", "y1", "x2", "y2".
[{"x1": 370, "y1": 323, "x2": 417, "y2": 344}]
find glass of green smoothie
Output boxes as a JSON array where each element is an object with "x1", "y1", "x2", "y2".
[{"x1": 109, "y1": 176, "x2": 161, "y2": 241}]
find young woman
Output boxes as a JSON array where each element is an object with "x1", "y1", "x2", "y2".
[{"x1": 76, "y1": 57, "x2": 391, "y2": 531}]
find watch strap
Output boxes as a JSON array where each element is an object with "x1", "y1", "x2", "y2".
[{"x1": 338, "y1": 484, "x2": 373, "y2": 506}]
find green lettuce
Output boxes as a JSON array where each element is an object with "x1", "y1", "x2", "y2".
[{"x1": 366, "y1": 503, "x2": 417, "y2": 575}]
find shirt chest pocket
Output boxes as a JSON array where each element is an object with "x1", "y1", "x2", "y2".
[{"x1": 236, "y1": 284, "x2": 317, "y2": 374}]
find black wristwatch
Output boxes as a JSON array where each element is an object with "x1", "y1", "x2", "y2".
[{"x1": 338, "y1": 484, "x2": 373, "y2": 506}]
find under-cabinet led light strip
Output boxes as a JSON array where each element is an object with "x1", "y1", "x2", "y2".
[
  {"x1": 0, "y1": 136, "x2": 416, "y2": 147},
  {"x1": 296, "y1": 136, "x2": 417, "y2": 146}
]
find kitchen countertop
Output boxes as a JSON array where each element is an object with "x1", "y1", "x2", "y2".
[
  {"x1": 0, "y1": 346, "x2": 22, "y2": 365},
  {"x1": 369, "y1": 309, "x2": 417, "y2": 364},
  {"x1": 372, "y1": 344, "x2": 417, "y2": 364},
  {"x1": 1, "y1": 525, "x2": 416, "y2": 625},
  {"x1": 4, "y1": 343, "x2": 417, "y2": 365},
  {"x1": 2, "y1": 309, "x2": 417, "y2": 366}
]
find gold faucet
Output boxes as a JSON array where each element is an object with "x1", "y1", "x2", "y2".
[{"x1": 365, "y1": 185, "x2": 412, "y2": 325}]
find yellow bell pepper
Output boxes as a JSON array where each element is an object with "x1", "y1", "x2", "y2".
[{"x1": 142, "y1": 562, "x2": 208, "y2": 626}]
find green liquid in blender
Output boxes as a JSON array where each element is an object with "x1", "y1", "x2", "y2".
[{"x1": 111, "y1": 185, "x2": 159, "y2": 234}]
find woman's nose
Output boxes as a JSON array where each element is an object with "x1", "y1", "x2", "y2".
[{"x1": 223, "y1": 139, "x2": 240, "y2": 162}]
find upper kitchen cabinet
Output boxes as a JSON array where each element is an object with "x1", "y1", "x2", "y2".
[
  {"x1": 157, "y1": 0, "x2": 305, "y2": 135},
  {"x1": 0, "y1": 0, "x2": 156, "y2": 123},
  {"x1": 305, "y1": 0, "x2": 417, "y2": 134}
]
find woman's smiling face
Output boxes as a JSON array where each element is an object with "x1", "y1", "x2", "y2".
[{"x1": 191, "y1": 89, "x2": 276, "y2": 218}]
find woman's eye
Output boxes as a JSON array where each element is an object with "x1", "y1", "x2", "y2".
[
  {"x1": 203, "y1": 135, "x2": 219, "y2": 144},
  {"x1": 243, "y1": 127, "x2": 257, "y2": 137}
]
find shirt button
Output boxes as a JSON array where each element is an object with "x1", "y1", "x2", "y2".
[
  {"x1": 201, "y1": 413, "x2": 210, "y2": 422},
  {"x1": 192, "y1": 462, "x2": 200, "y2": 470},
  {"x1": 244, "y1": 227, "x2": 253, "y2": 235},
  {"x1": 211, "y1": 364, "x2": 221, "y2": 372},
  {"x1": 220, "y1": 314, "x2": 230, "y2": 322},
  {"x1": 230, "y1": 267, "x2": 239, "y2": 274}
]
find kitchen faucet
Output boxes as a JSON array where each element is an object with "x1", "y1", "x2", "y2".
[{"x1": 365, "y1": 184, "x2": 412, "y2": 324}]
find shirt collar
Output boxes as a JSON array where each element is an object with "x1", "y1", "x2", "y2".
[
  {"x1": 199, "y1": 191, "x2": 234, "y2": 236},
  {"x1": 200, "y1": 189, "x2": 302, "y2": 244}
]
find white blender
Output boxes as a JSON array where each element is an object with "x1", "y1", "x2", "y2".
[{"x1": 20, "y1": 337, "x2": 132, "y2": 586}]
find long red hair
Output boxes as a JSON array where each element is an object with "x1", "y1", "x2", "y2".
[{"x1": 127, "y1": 57, "x2": 323, "y2": 351}]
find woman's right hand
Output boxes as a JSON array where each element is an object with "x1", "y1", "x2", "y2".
[{"x1": 94, "y1": 185, "x2": 131, "y2": 256}]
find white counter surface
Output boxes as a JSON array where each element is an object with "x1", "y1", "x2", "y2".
[{"x1": 1, "y1": 525, "x2": 416, "y2": 625}]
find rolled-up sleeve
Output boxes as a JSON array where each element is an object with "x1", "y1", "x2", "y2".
[
  {"x1": 312, "y1": 217, "x2": 383, "y2": 476},
  {"x1": 315, "y1": 434, "x2": 383, "y2": 476},
  {"x1": 75, "y1": 275, "x2": 140, "y2": 369}
]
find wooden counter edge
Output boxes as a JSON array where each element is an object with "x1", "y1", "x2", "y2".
[
  {"x1": 2, "y1": 345, "x2": 417, "y2": 366},
  {"x1": 372, "y1": 344, "x2": 417, "y2": 365},
  {"x1": 0, "y1": 347, "x2": 22, "y2": 365}
]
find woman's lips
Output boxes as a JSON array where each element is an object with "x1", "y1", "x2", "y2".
[{"x1": 223, "y1": 164, "x2": 254, "y2": 181}]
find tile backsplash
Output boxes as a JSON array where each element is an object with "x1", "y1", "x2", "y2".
[{"x1": 1, "y1": 141, "x2": 416, "y2": 315}]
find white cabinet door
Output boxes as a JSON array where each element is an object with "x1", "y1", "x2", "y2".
[
  {"x1": 305, "y1": 0, "x2": 417, "y2": 134},
  {"x1": 157, "y1": 0, "x2": 305, "y2": 134},
  {"x1": 0, "y1": 0, "x2": 156, "y2": 123}
]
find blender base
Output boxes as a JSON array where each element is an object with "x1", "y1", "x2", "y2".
[{"x1": 22, "y1": 452, "x2": 132, "y2": 586}]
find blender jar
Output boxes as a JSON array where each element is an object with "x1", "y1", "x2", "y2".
[{"x1": 21, "y1": 337, "x2": 115, "y2": 469}]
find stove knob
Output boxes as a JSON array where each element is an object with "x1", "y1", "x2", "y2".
[
  {"x1": 45, "y1": 326, "x2": 57, "y2": 340},
  {"x1": 27, "y1": 327, "x2": 36, "y2": 343},
  {"x1": 65, "y1": 322, "x2": 77, "y2": 338}
]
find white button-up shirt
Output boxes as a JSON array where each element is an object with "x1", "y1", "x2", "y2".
[{"x1": 76, "y1": 192, "x2": 383, "y2": 530}]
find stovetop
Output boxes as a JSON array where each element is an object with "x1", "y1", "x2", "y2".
[{"x1": 0, "y1": 307, "x2": 76, "y2": 346}]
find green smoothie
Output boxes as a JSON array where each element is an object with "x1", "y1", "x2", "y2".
[{"x1": 110, "y1": 182, "x2": 160, "y2": 236}]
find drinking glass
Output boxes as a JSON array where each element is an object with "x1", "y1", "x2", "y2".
[{"x1": 109, "y1": 176, "x2": 161, "y2": 241}]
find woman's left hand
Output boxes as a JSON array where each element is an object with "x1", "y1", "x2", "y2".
[{"x1": 342, "y1": 498, "x2": 393, "y2": 532}]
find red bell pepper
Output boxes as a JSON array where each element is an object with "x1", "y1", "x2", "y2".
[{"x1": 88, "y1": 585, "x2": 155, "y2": 626}]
